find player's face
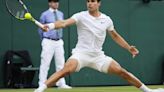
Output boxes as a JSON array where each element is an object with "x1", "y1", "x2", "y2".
[
  {"x1": 87, "y1": 0, "x2": 100, "y2": 12},
  {"x1": 49, "y1": 1, "x2": 59, "y2": 9}
]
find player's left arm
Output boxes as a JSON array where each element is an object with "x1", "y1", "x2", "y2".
[{"x1": 108, "y1": 29, "x2": 139, "y2": 58}]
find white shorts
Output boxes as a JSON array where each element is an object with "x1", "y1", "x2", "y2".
[{"x1": 69, "y1": 51, "x2": 113, "y2": 73}]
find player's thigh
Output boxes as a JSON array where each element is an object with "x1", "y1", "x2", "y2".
[
  {"x1": 69, "y1": 52, "x2": 90, "y2": 72},
  {"x1": 91, "y1": 55, "x2": 113, "y2": 73},
  {"x1": 64, "y1": 58, "x2": 79, "y2": 73},
  {"x1": 107, "y1": 60, "x2": 123, "y2": 74}
]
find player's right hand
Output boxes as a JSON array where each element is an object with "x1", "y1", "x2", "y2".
[
  {"x1": 41, "y1": 25, "x2": 49, "y2": 32},
  {"x1": 41, "y1": 23, "x2": 55, "y2": 32}
]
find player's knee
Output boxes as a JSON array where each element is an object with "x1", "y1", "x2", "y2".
[
  {"x1": 64, "y1": 60, "x2": 77, "y2": 73},
  {"x1": 62, "y1": 64, "x2": 74, "y2": 75}
]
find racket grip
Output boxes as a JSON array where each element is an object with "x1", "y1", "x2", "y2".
[{"x1": 35, "y1": 20, "x2": 44, "y2": 28}]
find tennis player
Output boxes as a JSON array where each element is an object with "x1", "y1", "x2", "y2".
[{"x1": 34, "y1": 0, "x2": 164, "y2": 92}]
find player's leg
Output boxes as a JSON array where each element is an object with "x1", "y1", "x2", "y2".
[
  {"x1": 90, "y1": 54, "x2": 148, "y2": 91},
  {"x1": 46, "y1": 59, "x2": 78, "y2": 87},
  {"x1": 34, "y1": 59, "x2": 78, "y2": 92},
  {"x1": 107, "y1": 60, "x2": 164, "y2": 92},
  {"x1": 38, "y1": 39, "x2": 55, "y2": 87},
  {"x1": 54, "y1": 40, "x2": 71, "y2": 88},
  {"x1": 107, "y1": 60, "x2": 143, "y2": 88}
]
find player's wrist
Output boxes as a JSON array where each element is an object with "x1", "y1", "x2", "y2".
[
  {"x1": 47, "y1": 23, "x2": 55, "y2": 30},
  {"x1": 62, "y1": 20, "x2": 66, "y2": 28},
  {"x1": 127, "y1": 45, "x2": 132, "y2": 52}
]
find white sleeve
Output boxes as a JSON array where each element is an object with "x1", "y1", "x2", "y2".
[
  {"x1": 107, "y1": 17, "x2": 114, "y2": 31},
  {"x1": 71, "y1": 12, "x2": 81, "y2": 23}
]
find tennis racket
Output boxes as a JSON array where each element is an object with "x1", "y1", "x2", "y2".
[{"x1": 5, "y1": 0, "x2": 44, "y2": 28}]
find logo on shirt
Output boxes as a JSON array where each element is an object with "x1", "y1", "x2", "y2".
[{"x1": 100, "y1": 21, "x2": 106, "y2": 24}]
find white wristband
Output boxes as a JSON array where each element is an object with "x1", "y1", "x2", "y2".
[{"x1": 47, "y1": 23, "x2": 55, "y2": 30}]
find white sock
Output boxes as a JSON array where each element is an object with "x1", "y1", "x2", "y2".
[
  {"x1": 38, "y1": 84, "x2": 47, "y2": 91},
  {"x1": 139, "y1": 84, "x2": 152, "y2": 92}
]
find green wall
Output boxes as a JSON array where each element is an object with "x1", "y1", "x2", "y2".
[{"x1": 0, "y1": 0, "x2": 164, "y2": 87}]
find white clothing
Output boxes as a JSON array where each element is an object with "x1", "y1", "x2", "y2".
[
  {"x1": 71, "y1": 11, "x2": 114, "y2": 53},
  {"x1": 69, "y1": 51, "x2": 113, "y2": 73},
  {"x1": 39, "y1": 38, "x2": 66, "y2": 87},
  {"x1": 69, "y1": 11, "x2": 114, "y2": 73}
]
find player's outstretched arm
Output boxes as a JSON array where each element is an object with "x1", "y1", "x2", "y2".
[
  {"x1": 54, "y1": 18, "x2": 76, "y2": 29},
  {"x1": 108, "y1": 29, "x2": 139, "y2": 58},
  {"x1": 42, "y1": 18, "x2": 76, "y2": 31}
]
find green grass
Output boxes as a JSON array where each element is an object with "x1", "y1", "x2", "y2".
[{"x1": 0, "y1": 85, "x2": 163, "y2": 92}]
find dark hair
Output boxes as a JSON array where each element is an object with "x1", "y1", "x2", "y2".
[
  {"x1": 97, "y1": 0, "x2": 101, "y2": 2},
  {"x1": 87, "y1": 0, "x2": 101, "y2": 2},
  {"x1": 48, "y1": 0, "x2": 59, "y2": 2}
]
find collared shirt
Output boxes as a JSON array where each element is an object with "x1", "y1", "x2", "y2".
[
  {"x1": 38, "y1": 8, "x2": 64, "y2": 40},
  {"x1": 71, "y1": 11, "x2": 114, "y2": 53}
]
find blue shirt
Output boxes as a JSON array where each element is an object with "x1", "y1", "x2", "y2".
[{"x1": 38, "y1": 8, "x2": 64, "y2": 40}]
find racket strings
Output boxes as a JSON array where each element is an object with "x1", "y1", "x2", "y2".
[{"x1": 6, "y1": 0, "x2": 27, "y2": 19}]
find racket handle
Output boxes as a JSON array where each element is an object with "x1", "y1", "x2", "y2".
[{"x1": 35, "y1": 20, "x2": 44, "y2": 28}]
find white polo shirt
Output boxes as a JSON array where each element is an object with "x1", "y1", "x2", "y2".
[{"x1": 71, "y1": 11, "x2": 114, "y2": 53}]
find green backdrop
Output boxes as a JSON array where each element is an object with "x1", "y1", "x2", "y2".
[{"x1": 0, "y1": 0, "x2": 164, "y2": 87}]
